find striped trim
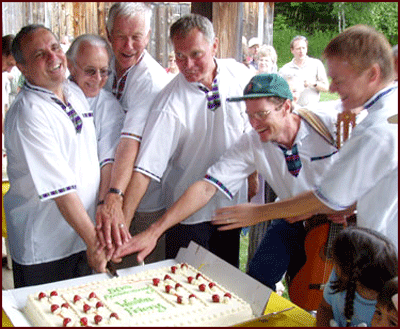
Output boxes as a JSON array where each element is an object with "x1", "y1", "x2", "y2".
[
  {"x1": 100, "y1": 158, "x2": 114, "y2": 167},
  {"x1": 39, "y1": 185, "x2": 76, "y2": 200},
  {"x1": 121, "y1": 132, "x2": 142, "y2": 141},
  {"x1": 134, "y1": 166, "x2": 162, "y2": 181},
  {"x1": 51, "y1": 97, "x2": 83, "y2": 133},
  {"x1": 311, "y1": 150, "x2": 338, "y2": 162},
  {"x1": 204, "y1": 174, "x2": 233, "y2": 200},
  {"x1": 82, "y1": 112, "x2": 93, "y2": 118},
  {"x1": 314, "y1": 187, "x2": 348, "y2": 211}
]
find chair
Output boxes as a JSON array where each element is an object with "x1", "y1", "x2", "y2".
[{"x1": 336, "y1": 111, "x2": 357, "y2": 149}]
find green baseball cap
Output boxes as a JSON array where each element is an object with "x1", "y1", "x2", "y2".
[{"x1": 228, "y1": 73, "x2": 293, "y2": 102}]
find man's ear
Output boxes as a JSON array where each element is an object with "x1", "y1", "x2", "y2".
[
  {"x1": 368, "y1": 63, "x2": 381, "y2": 84},
  {"x1": 211, "y1": 37, "x2": 219, "y2": 57}
]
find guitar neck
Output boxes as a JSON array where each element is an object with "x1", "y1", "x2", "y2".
[{"x1": 325, "y1": 223, "x2": 343, "y2": 260}]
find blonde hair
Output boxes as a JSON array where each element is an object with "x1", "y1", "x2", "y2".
[
  {"x1": 258, "y1": 45, "x2": 277, "y2": 65},
  {"x1": 324, "y1": 25, "x2": 394, "y2": 83}
]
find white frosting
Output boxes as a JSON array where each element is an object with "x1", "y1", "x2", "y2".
[{"x1": 24, "y1": 263, "x2": 254, "y2": 326}]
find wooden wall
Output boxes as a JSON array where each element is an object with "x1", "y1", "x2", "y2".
[{"x1": 2, "y1": 2, "x2": 273, "y2": 67}]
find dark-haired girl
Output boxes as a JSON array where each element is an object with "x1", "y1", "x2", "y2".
[{"x1": 316, "y1": 227, "x2": 398, "y2": 327}]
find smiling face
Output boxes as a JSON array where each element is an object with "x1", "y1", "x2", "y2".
[
  {"x1": 327, "y1": 56, "x2": 372, "y2": 111},
  {"x1": 245, "y1": 97, "x2": 288, "y2": 143},
  {"x1": 107, "y1": 14, "x2": 150, "y2": 77},
  {"x1": 172, "y1": 28, "x2": 218, "y2": 88},
  {"x1": 17, "y1": 28, "x2": 66, "y2": 94},
  {"x1": 257, "y1": 56, "x2": 274, "y2": 73},
  {"x1": 69, "y1": 42, "x2": 110, "y2": 98}
]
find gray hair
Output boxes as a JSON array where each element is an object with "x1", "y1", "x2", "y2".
[
  {"x1": 66, "y1": 34, "x2": 113, "y2": 64},
  {"x1": 106, "y1": 2, "x2": 152, "y2": 35},
  {"x1": 290, "y1": 35, "x2": 308, "y2": 49},
  {"x1": 393, "y1": 44, "x2": 398, "y2": 58},
  {"x1": 12, "y1": 24, "x2": 56, "y2": 64},
  {"x1": 170, "y1": 14, "x2": 215, "y2": 45}
]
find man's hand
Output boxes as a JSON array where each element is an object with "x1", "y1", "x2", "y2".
[
  {"x1": 211, "y1": 203, "x2": 265, "y2": 230},
  {"x1": 96, "y1": 193, "x2": 131, "y2": 258},
  {"x1": 86, "y1": 240, "x2": 108, "y2": 273},
  {"x1": 113, "y1": 226, "x2": 160, "y2": 264}
]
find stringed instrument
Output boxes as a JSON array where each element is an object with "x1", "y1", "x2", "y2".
[
  {"x1": 288, "y1": 111, "x2": 357, "y2": 311},
  {"x1": 288, "y1": 216, "x2": 345, "y2": 311}
]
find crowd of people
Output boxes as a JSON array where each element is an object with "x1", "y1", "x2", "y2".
[{"x1": 2, "y1": 2, "x2": 398, "y2": 327}]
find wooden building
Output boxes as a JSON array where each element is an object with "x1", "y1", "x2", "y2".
[{"x1": 2, "y1": 2, "x2": 274, "y2": 68}]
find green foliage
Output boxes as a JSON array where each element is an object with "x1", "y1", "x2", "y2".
[
  {"x1": 332, "y1": 2, "x2": 398, "y2": 43},
  {"x1": 273, "y1": 29, "x2": 334, "y2": 70},
  {"x1": 273, "y1": 2, "x2": 398, "y2": 69}
]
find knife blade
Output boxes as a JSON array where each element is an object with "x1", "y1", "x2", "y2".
[{"x1": 106, "y1": 261, "x2": 119, "y2": 278}]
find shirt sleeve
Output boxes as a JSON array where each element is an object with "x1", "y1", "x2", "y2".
[
  {"x1": 134, "y1": 109, "x2": 182, "y2": 182},
  {"x1": 315, "y1": 123, "x2": 397, "y2": 210},
  {"x1": 16, "y1": 101, "x2": 77, "y2": 200},
  {"x1": 205, "y1": 133, "x2": 256, "y2": 200},
  {"x1": 94, "y1": 93, "x2": 125, "y2": 166}
]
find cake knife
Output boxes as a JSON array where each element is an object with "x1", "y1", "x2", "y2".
[{"x1": 106, "y1": 261, "x2": 119, "y2": 278}]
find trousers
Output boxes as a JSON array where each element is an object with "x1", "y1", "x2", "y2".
[
  {"x1": 248, "y1": 219, "x2": 306, "y2": 290},
  {"x1": 165, "y1": 221, "x2": 241, "y2": 268}
]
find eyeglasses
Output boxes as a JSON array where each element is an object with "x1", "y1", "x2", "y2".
[
  {"x1": 246, "y1": 103, "x2": 285, "y2": 121},
  {"x1": 75, "y1": 62, "x2": 112, "y2": 77},
  {"x1": 246, "y1": 109, "x2": 271, "y2": 121}
]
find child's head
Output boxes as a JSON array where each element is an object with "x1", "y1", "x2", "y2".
[
  {"x1": 330, "y1": 227, "x2": 398, "y2": 325},
  {"x1": 371, "y1": 277, "x2": 398, "y2": 327}
]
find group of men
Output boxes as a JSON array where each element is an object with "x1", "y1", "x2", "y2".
[{"x1": 3, "y1": 1, "x2": 398, "y2": 298}]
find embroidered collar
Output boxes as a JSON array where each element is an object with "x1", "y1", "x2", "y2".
[
  {"x1": 111, "y1": 51, "x2": 145, "y2": 100},
  {"x1": 364, "y1": 85, "x2": 397, "y2": 110}
]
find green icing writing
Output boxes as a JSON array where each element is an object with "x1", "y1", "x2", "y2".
[
  {"x1": 106, "y1": 285, "x2": 168, "y2": 315},
  {"x1": 104, "y1": 285, "x2": 153, "y2": 299}
]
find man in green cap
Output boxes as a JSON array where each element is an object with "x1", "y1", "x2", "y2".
[{"x1": 114, "y1": 73, "x2": 342, "y2": 291}]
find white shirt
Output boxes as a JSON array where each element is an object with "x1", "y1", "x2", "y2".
[
  {"x1": 206, "y1": 109, "x2": 339, "y2": 202},
  {"x1": 279, "y1": 56, "x2": 329, "y2": 107},
  {"x1": 135, "y1": 58, "x2": 254, "y2": 224},
  {"x1": 104, "y1": 50, "x2": 170, "y2": 212},
  {"x1": 87, "y1": 88, "x2": 125, "y2": 167},
  {"x1": 4, "y1": 80, "x2": 100, "y2": 265},
  {"x1": 315, "y1": 85, "x2": 398, "y2": 246}
]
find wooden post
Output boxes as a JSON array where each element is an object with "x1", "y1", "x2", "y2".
[{"x1": 213, "y1": 2, "x2": 243, "y2": 61}]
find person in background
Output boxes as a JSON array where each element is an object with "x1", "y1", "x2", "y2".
[
  {"x1": 66, "y1": 34, "x2": 125, "y2": 225},
  {"x1": 165, "y1": 51, "x2": 179, "y2": 78},
  {"x1": 248, "y1": 37, "x2": 261, "y2": 72},
  {"x1": 371, "y1": 277, "x2": 398, "y2": 327},
  {"x1": 97, "y1": 2, "x2": 170, "y2": 267},
  {"x1": 279, "y1": 35, "x2": 329, "y2": 107},
  {"x1": 111, "y1": 14, "x2": 254, "y2": 268},
  {"x1": 2, "y1": 34, "x2": 16, "y2": 124},
  {"x1": 2, "y1": 34, "x2": 16, "y2": 73},
  {"x1": 316, "y1": 227, "x2": 397, "y2": 327},
  {"x1": 60, "y1": 34, "x2": 73, "y2": 53},
  {"x1": 2, "y1": 34, "x2": 16, "y2": 180},
  {"x1": 4, "y1": 25, "x2": 107, "y2": 288},
  {"x1": 212, "y1": 25, "x2": 398, "y2": 249},
  {"x1": 256, "y1": 45, "x2": 277, "y2": 74}
]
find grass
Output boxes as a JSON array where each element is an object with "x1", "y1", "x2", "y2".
[
  {"x1": 320, "y1": 91, "x2": 340, "y2": 102},
  {"x1": 239, "y1": 231, "x2": 291, "y2": 301}
]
